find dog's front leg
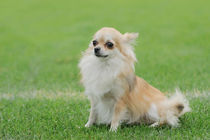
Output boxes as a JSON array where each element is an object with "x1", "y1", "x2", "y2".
[
  {"x1": 110, "y1": 100, "x2": 126, "y2": 132},
  {"x1": 85, "y1": 98, "x2": 97, "y2": 127}
]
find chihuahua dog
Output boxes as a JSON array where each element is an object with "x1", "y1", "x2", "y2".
[{"x1": 79, "y1": 27, "x2": 191, "y2": 131}]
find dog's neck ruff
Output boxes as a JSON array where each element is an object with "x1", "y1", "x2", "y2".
[{"x1": 79, "y1": 54, "x2": 127, "y2": 97}]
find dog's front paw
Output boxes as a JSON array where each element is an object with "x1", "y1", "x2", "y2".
[
  {"x1": 85, "y1": 121, "x2": 93, "y2": 128},
  {"x1": 109, "y1": 123, "x2": 118, "y2": 132}
]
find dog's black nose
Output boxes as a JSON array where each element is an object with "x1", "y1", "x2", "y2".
[{"x1": 94, "y1": 47, "x2": 100, "y2": 54}]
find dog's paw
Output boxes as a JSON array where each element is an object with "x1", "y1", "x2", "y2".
[
  {"x1": 109, "y1": 126, "x2": 117, "y2": 132},
  {"x1": 149, "y1": 122, "x2": 159, "y2": 127},
  {"x1": 85, "y1": 121, "x2": 93, "y2": 128},
  {"x1": 109, "y1": 124, "x2": 118, "y2": 132}
]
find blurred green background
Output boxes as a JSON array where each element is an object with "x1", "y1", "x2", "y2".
[{"x1": 0, "y1": 0, "x2": 209, "y2": 94}]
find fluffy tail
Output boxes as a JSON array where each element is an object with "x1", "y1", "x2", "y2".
[{"x1": 165, "y1": 89, "x2": 191, "y2": 126}]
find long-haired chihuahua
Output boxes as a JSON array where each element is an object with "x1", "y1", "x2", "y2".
[{"x1": 79, "y1": 27, "x2": 191, "y2": 131}]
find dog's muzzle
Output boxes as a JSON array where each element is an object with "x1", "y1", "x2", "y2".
[
  {"x1": 94, "y1": 47, "x2": 100, "y2": 54},
  {"x1": 94, "y1": 47, "x2": 108, "y2": 57}
]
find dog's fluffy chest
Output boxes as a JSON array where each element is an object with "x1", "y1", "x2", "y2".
[{"x1": 79, "y1": 55, "x2": 125, "y2": 97}]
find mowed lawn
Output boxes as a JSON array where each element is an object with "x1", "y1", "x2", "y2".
[{"x1": 0, "y1": 0, "x2": 209, "y2": 139}]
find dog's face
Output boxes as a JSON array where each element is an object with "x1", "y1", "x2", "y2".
[{"x1": 89, "y1": 27, "x2": 138, "y2": 60}]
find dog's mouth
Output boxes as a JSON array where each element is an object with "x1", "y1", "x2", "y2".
[{"x1": 95, "y1": 54, "x2": 108, "y2": 58}]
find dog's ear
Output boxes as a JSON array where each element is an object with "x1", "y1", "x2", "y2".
[{"x1": 123, "y1": 32, "x2": 139, "y2": 44}]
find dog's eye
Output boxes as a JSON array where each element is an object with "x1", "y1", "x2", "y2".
[
  {"x1": 92, "y1": 40, "x2": 98, "y2": 46},
  {"x1": 106, "y1": 42, "x2": 113, "y2": 49}
]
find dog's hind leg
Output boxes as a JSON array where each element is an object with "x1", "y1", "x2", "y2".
[{"x1": 149, "y1": 122, "x2": 160, "y2": 127}]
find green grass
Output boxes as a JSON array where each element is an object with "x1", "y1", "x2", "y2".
[
  {"x1": 0, "y1": 0, "x2": 209, "y2": 139},
  {"x1": 0, "y1": 97, "x2": 209, "y2": 139}
]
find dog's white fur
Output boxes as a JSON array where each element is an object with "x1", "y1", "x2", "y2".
[{"x1": 79, "y1": 27, "x2": 191, "y2": 131}]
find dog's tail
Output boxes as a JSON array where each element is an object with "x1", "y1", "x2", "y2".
[{"x1": 165, "y1": 89, "x2": 191, "y2": 126}]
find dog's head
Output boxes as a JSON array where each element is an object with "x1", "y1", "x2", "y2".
[{"x1": 89, "y1": 27, "x2": 138, "y2": 61}]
